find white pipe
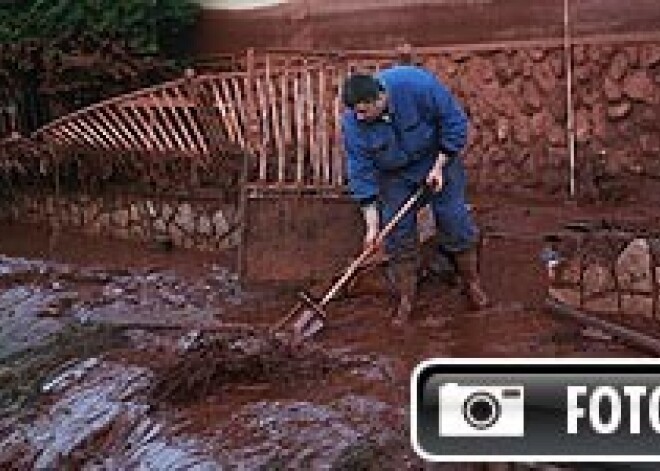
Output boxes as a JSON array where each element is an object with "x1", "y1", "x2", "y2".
[{"x1": 564, "y1": 0, "x2": 576, "y2": 198}]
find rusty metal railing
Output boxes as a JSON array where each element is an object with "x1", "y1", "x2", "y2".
[{"x1": 31, "y1": 63, "x2": 352, "y2": 190}]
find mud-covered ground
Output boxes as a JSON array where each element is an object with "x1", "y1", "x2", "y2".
[{"x1": 0, "y1": 197, "x2": 656, "y2": 469}]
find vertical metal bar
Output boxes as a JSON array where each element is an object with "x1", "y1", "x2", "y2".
[
  {"x1": 281, "y1": 71, "x2": 292, "y2": 146},
  {"x1": 256, "y1": 75, "x2": 271, "y2": 181},
  {"x1": 319, "y1": 66, "x2": 330, "y2": 185},
  {"x1": 237, "y1": 48, "x2": 257, "y2": 282},
  {"x1": 305, "y1": 68, "x2": 318, "y2": 183},
  {"x1": 565, "y1": 0, "x2": 576, "y2": 198},
  {"x1": 245, "y1": 48, "x2": 260, "y2": 159},
  {"x1": 333, "y1": 75, "x2": 344, "y2": 186},
  {"x1": 266, "y1": 65, "x2": 285, "y2": 183},
  {"x1": 294, "y1": 72, "x2": 305, "y2": 184}
]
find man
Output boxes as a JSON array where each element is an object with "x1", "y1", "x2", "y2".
[{"x1": 341, "y1": 65, "x2": 490, "y2": 325}]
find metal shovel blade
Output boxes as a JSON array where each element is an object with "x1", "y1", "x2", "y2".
[{"x1": 292, "y1": 309, "x2": 326, "y2": 342}]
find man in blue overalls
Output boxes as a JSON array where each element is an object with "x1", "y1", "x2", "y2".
[{"x1": 342, "y1": 65, "x2": 490, "y2": 325}]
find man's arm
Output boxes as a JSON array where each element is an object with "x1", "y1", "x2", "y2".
[
  {"x1": 421, "y1": 72, "x2": 468, "y2": 191},
  {"x1": 343, "y1": 118, "x2": 380, "y2": 249},
  {"x1": 343, "y1": 119, "x2": 378, "y2": 206},
  {"x1": 423, "y1": 73, "x2": 468, "y2": 157}
]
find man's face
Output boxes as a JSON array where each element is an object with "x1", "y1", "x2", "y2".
[{"x1": 353, "y1": 92, "x2": 388, "y2": 123}]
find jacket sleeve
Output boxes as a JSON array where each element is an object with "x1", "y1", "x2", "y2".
[
  {"x1": 423, "y1": 74, "x2": 468, "y2": 156},
  {"x1": 343, "y1": 118, "x2": 378, "y2": 206}
]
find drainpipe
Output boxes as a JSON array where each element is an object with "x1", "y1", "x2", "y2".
[{"x1": 564, "y1": 0, "x2": 576, "y2": 198}]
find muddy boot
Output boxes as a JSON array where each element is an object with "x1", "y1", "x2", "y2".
[
  {"x1": 391, "y1": 257, "x2": 419, "y2": 326},
  {"x1": 454, "y1": 248, "x2": 491, "y2": 310}
]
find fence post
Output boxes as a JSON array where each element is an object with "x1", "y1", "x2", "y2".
[{"x1": 237, "y1": 48, "x2": 259, "y2": 280}]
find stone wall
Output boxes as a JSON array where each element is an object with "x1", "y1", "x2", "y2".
[
  {"x1": 549, "y1": 236, "x2": 660, "y2": 320},
  {"x1": 1, "y1": 192, "x2": 240, "y2": 252},
  {"x1": 572, "y1": 43, "x2": 660, "y2": 176},
  {"x1": 430, "y1": 45, "x2": 568, "y2": 193},
  {"x1": 422, "y1": 41, "x2": 660, "y2": 196}
]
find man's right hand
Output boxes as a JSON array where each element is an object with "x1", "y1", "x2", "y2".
[{"x1": 361, "y1": 202, "x2": 380, "y2": 253}]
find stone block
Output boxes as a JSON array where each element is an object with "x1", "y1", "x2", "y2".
[
  {"x1": 530, "y1": 110, "x2": 553, "y2": 137},
  {"x1": 113, "y1": 209, "x2": 130, "y2": 228},
  {"x1": 623, "y1": 71, "x2": 656, "y2": 103},
  {"x1": 162, "y1": 203, "x2": 174, "y2": 221},
  {"x1": 175, "y1": 203, "x2": 195, "y2": 233},
  {"x1": 154, "y1": 219, "x2": 167, "y2": 234},
  {"x1": 532, "y1": 60, "x2": 557, "y2": 93},
  {"x1": 198, "y1": 215, "x2": 212, "y2": 236},
  {"x1": 608, "y1": 52, "x2": 628, "y2": 81},
  {"x1": 574, "y1": 109, "x2": 591, "y2": 144},
  {"x1": 603, "y1": 77, "x2": 622, "y2": 102},
  {"x1": 213, "y1": 210, "x2": 230, "y2": 237},
  {"x1": 624, "y1": 45, "x2": 640, "y2": 67},
  {"x1": 640, "y1": 43, "x2": 660, "y2": 67},
  {"x1": 129, "y1": 204, "x2": 140, "y2": 223},
  {"x1": 548, "y1": 287, "x2": 580, "y2": 307},
  {"x1": 584, "y1": 293, "x2": 619, "y2": 314},
  {"x1": 583, "y1": 263, "x2": 615, "y2": 297},
  {"x1": 616, "y1": 238, "x2": 652, "y2": 292},
  {"x1": 169, "y1": 224, "x2": 185, "y2": 247},
  {"x1": 529, "y1": 49, "x2": 546, "y2": 62},
  {"x1": 621, "y1": 294, "x2": 654, "y2": 318},
  {"x1": 607, "y1": 101, "x2": 632, "y2": 120}
]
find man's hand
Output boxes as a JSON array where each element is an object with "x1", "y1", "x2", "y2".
[
  {"x1": 361, "y1": 202, "x2": 381, "y2": 252},
  {"x1": 426, "y1": 152, "x2": 448, "y2": 192}
]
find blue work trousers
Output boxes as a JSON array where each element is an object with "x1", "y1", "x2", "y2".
[{"x1": 379, "y1": 156, "x2": 478, "y2": 260}]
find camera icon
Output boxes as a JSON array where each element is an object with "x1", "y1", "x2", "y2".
[{"x1": 439, "y1": 383, "x2": 525, "y2": 437}]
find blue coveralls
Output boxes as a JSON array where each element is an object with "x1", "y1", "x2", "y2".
[{"x1": 342, "y1": 65, "x2": 478, "y2": 257}]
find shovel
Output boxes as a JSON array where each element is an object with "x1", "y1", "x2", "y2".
[{"x1": 273, "y1": 185, "x2": 428, "y2": 343}]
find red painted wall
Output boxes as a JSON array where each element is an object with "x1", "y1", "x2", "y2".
[{"x1": 193, "y1": 0, "x2": 660, "y2": 54}]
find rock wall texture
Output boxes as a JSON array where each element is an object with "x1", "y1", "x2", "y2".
[
  {"x1": 418, "y1": 41, "x2": 660, "y2": 196},
  {"x1": 1, "y1": 193, "x2": 240, "y2": 252}
]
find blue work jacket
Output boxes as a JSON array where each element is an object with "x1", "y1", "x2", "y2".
[{"x1": 342, "y1": 65, "x2": 468, "y2": 205}]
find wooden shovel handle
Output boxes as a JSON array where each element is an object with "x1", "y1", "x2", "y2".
[{"x1": 319, "y1": 186, "x2": 426, "y2": 306}]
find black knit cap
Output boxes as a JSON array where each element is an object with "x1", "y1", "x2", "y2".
[{"x1": 342, "y1": 74, "x2": 384, "y2": 108}]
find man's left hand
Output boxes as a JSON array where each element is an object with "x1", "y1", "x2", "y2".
[{"x1": 426, "y1": 152, "x2": 448, "y2": 192}]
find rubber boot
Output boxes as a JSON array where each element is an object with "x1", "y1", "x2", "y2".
[
  {"x1": 453, "y1": 248, "x2": 491, "y2": 310},
  {"x1": 391, "y1": 256, "x2": 419, "y2": 326}
]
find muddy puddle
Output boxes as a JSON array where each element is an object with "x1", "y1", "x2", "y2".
[{"x1": 0, "y1": 205, "x2": 651, "y2": 469}]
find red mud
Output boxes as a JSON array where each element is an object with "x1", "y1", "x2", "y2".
[
  {"x1": 1, "y1": 196, "x2": 655, "y2": 468},
  {"x1": 0, "y1": 222, "x2": 235, "y2": 280}
]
